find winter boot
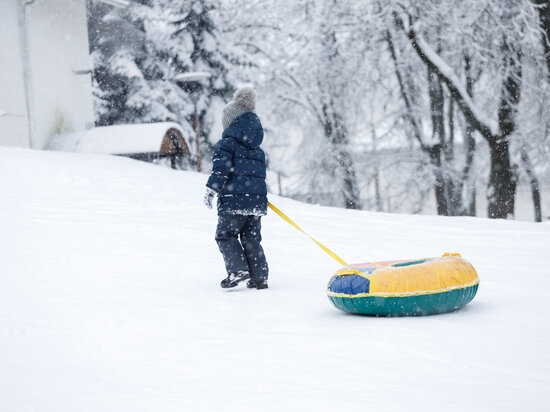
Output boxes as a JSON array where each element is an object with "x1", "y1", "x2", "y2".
[
  {"x1": 220, "y1": 270, "x2": 250, "y2": 288},
  {"x1": 246, "y1": 278, "x2": 268, "y2": 290}
]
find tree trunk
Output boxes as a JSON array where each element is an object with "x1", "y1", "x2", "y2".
[
  {"x1": 487, "y1": 140, "x2": 516, "y2": 218},
  {"x1": 371, "y1": 127, "x2": 383, "y2": 212},
  {"x1": 428, "y1": 68, "x2": 445, "y2": 146},
  {"x1": 534, "y1": 0, "x2": 550, "y2": 79},
  {"x1": 462, "y1": 129, "x2": 477, "y2": 216},
  {"x1": 428, "y1": 66, "x2": 464, "y2": 216},
  {"x1": 322, "y1": 103, "x2": 362, "y2": 210},
  {"x1": 520, "y1": 145, "x2": 542, "y2": 222},
  {"x1": 428, "y1": 67, "x2": 450, "y2": 215},
  {"x1": 337, "y1": 149, "x2": 362, "y2": 209},
  {"x1": 448, "y1": 96, "x2": 455, "y2": 161},
  {"x1": 374, "y1": 172, "x2": 383, "y2": 212},
  {"x1": 488, "y1": 43, "x2": 521, "y2": 219},
  {"x1": 462, "y1": 55, "x2": 477, "y2": 216},
  {"x1": 428, "y1": 144, "x2": 449, "y2": 215},
  {"x1": 447, "y1": 98, "x2": 464, "y2": 216}
]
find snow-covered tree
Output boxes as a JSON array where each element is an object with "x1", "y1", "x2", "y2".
[
  {"x1": 89, "y1": 0, "x2": 549, "y2": 220},
  {"x1": 88, "y1": 0, "x2": 235, "y2": 163},
  {"x1": 235, "y1": 0, "x2": 369, "y2": 209},
  {"x1": 374, "y1": 0, "x2": 548, "y2": 219}
]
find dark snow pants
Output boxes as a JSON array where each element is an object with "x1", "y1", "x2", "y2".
[{"x1": 215, "y1": 215, "x2": 268, "y2": 283}]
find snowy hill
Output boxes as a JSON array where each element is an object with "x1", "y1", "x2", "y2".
[{"x1": 1, "y1": 146, "x2": 549, "y2": 411}]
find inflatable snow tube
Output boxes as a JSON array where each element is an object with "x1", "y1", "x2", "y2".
[{"x1": 327, "y1": 253, "x2": 479, "y2": 316}]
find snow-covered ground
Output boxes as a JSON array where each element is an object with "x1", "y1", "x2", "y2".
[{"x1": 1, "y1": 146, "x2": 549, "y2": 411}]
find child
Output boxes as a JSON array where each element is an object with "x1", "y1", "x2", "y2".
[{"x1": 204, "y1": 87, "x2": 269, "y2": 289}]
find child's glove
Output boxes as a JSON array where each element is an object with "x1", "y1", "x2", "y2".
[{"x1": 204, "y1": 187, "x2": 216, "y2": 209}]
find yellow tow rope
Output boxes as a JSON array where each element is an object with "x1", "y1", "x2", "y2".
[{"x1": 267, "y1": 202, "x2": 348, "y2": 266}]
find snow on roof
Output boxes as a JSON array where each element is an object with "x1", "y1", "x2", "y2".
[
  {"x1": 46, "y1": 122, "x2": 184, "y2": 154},
  {"x1": 95, "y1": 0, "x2": 130, "y2": 8}
]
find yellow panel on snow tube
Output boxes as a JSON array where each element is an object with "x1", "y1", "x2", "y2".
[{"x1": 327, "y1": 253, "x2": 479, "y2": 316}]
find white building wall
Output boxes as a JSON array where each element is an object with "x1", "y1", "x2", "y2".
[
  {"x1": 0, "y1": 0, "x2": 95, "y2": 149},
  {"x1": 0, "y1": 1, "x2": 30, "y2": 147},
  {"x1": 27, "y1": 0, "x2": 95, "y2": 149}
]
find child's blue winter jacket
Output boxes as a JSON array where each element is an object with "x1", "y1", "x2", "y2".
[{"x1": 206, "y1": 112, "x2": 267, "y2": 216}]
